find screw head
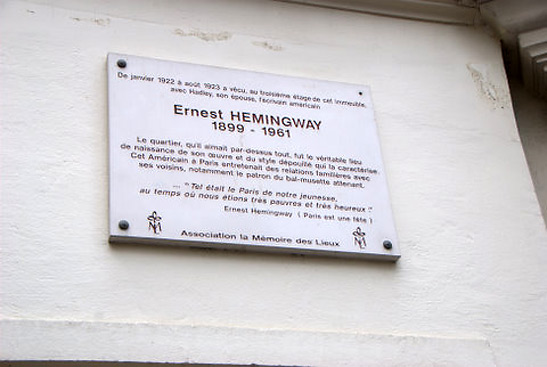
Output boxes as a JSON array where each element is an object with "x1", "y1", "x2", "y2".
[
  {"x1": 118, "y1": 220, "x2": 130, "y2": 230},
  {"x1": 117, "y1": 59, "x2": 127, "y2": 68},
  {"x1": 383, "y1": 240, "x2": 393, "y2": 250}
]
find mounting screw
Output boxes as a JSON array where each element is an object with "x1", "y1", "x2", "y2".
[
  {"x1": 383, "y1": 240, "x2": 393, "y2": 250},
  {"x1": 358, "y1": 91, "x2": 363, "y2": 96},
  {"x1": 117, "y1": 59, "x2": 127, "y2": 68},
  {"x1": 118, "y1": 220, "x2": 130, "y2": 230}
]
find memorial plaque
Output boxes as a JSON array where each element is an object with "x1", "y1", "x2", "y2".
[{"x1": 108, "y1": 53, "x2": 400, "y2": 261}]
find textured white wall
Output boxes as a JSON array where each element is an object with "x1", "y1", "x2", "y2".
[{"x1": 1, "y1": 0, "x2": 546, "y2": 366}]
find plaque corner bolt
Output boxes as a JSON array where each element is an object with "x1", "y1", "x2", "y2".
[
  {"x1": 117, "y1": 59, "x2": 127, "y2": 68},
  {"x1": 118, "y1": 220, "x2": 130, "y2": 230},
  {"x1": 383, "y1": 240, "x2": 393, "y2": 250}
]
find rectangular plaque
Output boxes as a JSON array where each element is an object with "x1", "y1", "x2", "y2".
[{"x1": 108, "y1": 53, "x2": 400, "y2": 261}]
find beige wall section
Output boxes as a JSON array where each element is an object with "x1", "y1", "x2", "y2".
[{"x1": 1, "y1": 0, "x2": 546, "y2": 366}]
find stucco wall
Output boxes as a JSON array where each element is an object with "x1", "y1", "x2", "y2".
[{"x1": 2, "y1": 0, "x2": 547, "y2": 366}]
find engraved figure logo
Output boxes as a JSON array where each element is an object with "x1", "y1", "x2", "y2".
[
  {"x1": 352, "y1": 227, "x2": 366, "y2": 249},
  {"x1": 147, "y1": 211, "x2": 162, "y2": 234}
]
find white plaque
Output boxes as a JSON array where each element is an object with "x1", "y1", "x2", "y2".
[{"x1": 108, "y1": 53, "x2": 400, "y2": 261}]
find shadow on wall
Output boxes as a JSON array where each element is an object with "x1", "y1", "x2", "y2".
[{"x1": 510, "y1": 77, "x2": 547, "y2": 227}]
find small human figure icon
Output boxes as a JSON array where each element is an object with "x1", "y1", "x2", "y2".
[
  {"x1": 147, "y1": 211, "x2": 162, "y2": 234},
  {"x1": 352, "y1": 227, "x2": 366, "y2": 249}
]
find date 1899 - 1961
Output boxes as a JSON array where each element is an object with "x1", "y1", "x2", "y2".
[{"x1": 211, "y1": 121, "x2": 291, "y2": 138}]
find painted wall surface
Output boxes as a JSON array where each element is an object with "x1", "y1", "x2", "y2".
[{"x1": 2, "y1": 0, "x2": 547, "y2": 366}]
